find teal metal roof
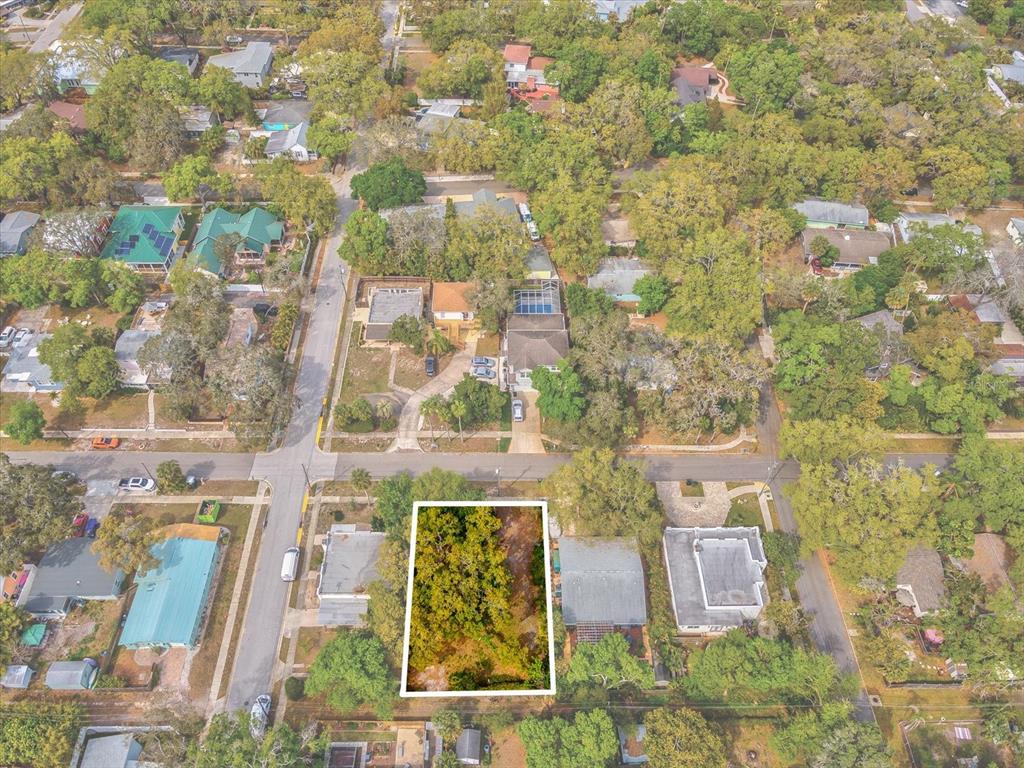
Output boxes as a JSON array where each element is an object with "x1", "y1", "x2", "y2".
[
  {"x1": 101, "y1": 206, "x2": 183, "y2": 265},
  {"x1": 190, "y1": 206, "x2": 283, "y2": 274},
  {"x1": 119, "y1": 536, "x2": 218, "y2": 647}
]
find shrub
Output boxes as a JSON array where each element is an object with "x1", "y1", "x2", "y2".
[{"x1": 284, "y1": 676, "x2": 305, "y2": 700}]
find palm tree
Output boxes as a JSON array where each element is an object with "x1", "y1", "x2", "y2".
[
  {"x1": 449, "y1": 399, "x2": 467, "y2": 445},
  {"x1": 424, "y1": 328, "x2": 453, "y2": 358},
  {"x1": 350, "y1": 467, "x2": 372, "y2": 503},
  {"x1": 420, "y1": 394, "x2": 444, "y2": 442},
  {"x1": 376, "y1": 399, "x2": 393, "y2": 424}
]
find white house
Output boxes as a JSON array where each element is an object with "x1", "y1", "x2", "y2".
[
  {"x1": 663, "y1": 527, "x2": 768, "y2": 635},
  {"x1": 1007, "y1": 217, "x2": 1024, "y2": 246},
  {"x1": 265, "y1": 121, "x2": 316, "y2": 162}
]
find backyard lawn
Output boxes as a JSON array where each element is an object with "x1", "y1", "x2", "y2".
[{"x1": 338, "y1": 323, "x2": 391, "y2": 401}]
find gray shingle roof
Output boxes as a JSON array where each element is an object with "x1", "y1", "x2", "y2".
[
  {"x1": 794, "y1": 199, "x2": 869, "y2": 228},
  {"x1": 853, "y1": 310, "x2": 903, "y2": 335},
  {"x1": 896, "y1": 546, "x2": 946, "y2": 614},
  {"x1": 207, "y1": 41, "x2": 273, "y2": 75},
  {"x1": 18, "y1": 538, "x2": 123, "y2": 616},
  {"x1": 663, "y1": 527, "x2": 767, "y2": 631},
  {"x1": 0, "y1": 210, "x2": 40, "y2": 254},
  {"x1": 454, "y1": 189, "x2": 518, "y2": 218},
  {"x1": 802, "y1": 228, "x2": 892, "y2": 266},
  {"x1": 80, "y1": 733, "x2": 142, "y2": 768},
  {"x1": 559, "y1": 537, "x2": 648, "y2": 626},
  {"x1": 587, "y1": 258, "x2": 650, "y2": 298},
  {"x1": 261, "y1": 100, "x2": 312, "y2": 125},
  {"x1": 506, "y1": 314, "x2": 568, "y2": 371},
  {"x1": 265, "y1": 121, "x2": 309, "y2": 155},
  {"x1": 455, "y1": 729, "x2": 482, "y2": 762}
]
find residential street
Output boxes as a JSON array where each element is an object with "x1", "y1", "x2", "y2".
[{"x1": 27, "y1": 2, "x2": 83, "y2": 54}]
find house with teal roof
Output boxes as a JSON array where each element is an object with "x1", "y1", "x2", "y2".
[
  {"x1": 101, "y1": 205, "x2": 185, "y2": 275},
  {"x1": 190, "y1": 207, "x2": 285, "y2": 276},
  {"x1": 119, "y1": 528, "x2": 220, "y2": 648}
]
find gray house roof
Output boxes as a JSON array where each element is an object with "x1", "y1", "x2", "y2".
[
  {"x1": 802, "y1": 227, "x2": 892, "y2": 267},
  {"x1": 794, "y1": 199, "x2": 869, "y2": 228},
  {"x1": 559, "y1": 537, "x2": 648, "y2": 626},
  {"x1": 896, "y1": 546, "x2": 946, "y2": 615},
  {"x1": 526, "y1": 244, "x2": 555, "y2": 275},
  {"x1": 18, "y1": 538, "x2": 124, "y2": 616},
  {"x1": 207, "y1": 41, "x2": 273, "y2": 77},
  {"x1": 994, "y1": 51, "x2": 1024, "y2": 84},
  {"x1": 587, "y1": 258, "x2": 650, "y2": 300},
  {"x1": 260, "y1": 100, "x2": 312, "y2": 126},
  {"x1": 182, "y1": 105, "x2": 217, "y2": 134},
  {"x1": 853, "y1": 310, "x2": 904, "y2": 335},
  {"x1": 265, "y1": 121, "x2": 309, "y2": 155},
  {"x1": 663, "y1": 527, "x2": 768, "y2": 631},
  {"x1": 506, "y1": 314, "x2": 569, "y2": 372},
  {"x1": 454, "y1": 189, "x2": 518, "y2": 218},
  {"x1": 0, "y1": 210, "x2": 41, "y2": 254},
  {"x1": 158, "y1": 47, "x2": 200, "y2": 75},
  {"x1": 80, "y1": 733, "x2": 142, "y2": 768},
  {"x1": 115, "y1": 329, "x2": 160, "y2": 387},
  {"x1": 44, "y1": 659, "x2": 98, "y2": 690},
  {"x1": 319, "y1": 526, "x2": 384, "y2": 597},
  {"x1": 1, "y1": 332, "x2": 61, "y2": 393},
  {"x1": 365, "y1": 288, "x2": 424, "y2": 340},
  {"x1": 455, "y1": 729, "x2": 482, "y2": 763},
  {"x1": 896, "y1": 212, "x2": 982, "y2": 242}
]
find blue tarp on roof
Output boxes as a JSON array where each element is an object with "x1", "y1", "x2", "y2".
[{"x1": 119, "y1": 537, "x2": 218, "y2": 647}]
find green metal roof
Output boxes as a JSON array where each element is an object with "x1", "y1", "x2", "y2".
[
  {"x1": 190, "y1": 207, "x2": 283, "y2": 274},
  {"x1": 20, "y1": 623, "x2": 46, "y2": 647},
  {"x1": 119, "y1": 536, "x2": 218, "y2": 648},
  {"x1": 101, "y1": 206, "x2": 183, "y2": 265}
]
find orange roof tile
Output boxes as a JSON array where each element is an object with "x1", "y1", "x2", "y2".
[
  {"x1": 503, "y1": 44, "x2": 532, "y2": 66},
  {"x1": 431, "y1": 282, "x2": 473, "y2": 313}
]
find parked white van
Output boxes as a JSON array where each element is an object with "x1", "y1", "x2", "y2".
[{"x1": 281, "y1": 547, "x2": 300, "y2": 581}]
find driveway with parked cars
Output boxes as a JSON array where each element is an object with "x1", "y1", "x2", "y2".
[{"x1": 508, "y1": 391, "x2": 544, "y2": 454}]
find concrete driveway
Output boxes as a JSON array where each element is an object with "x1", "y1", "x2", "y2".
[
  {"x1": 508, "y1": 391, "x2": 544, "y2": 454},
  {"x1": 391, "y1": 339, "x2": 476, "y2": 451}
]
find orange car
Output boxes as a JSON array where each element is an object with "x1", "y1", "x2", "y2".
[{"x1": 91, "y1": 437, "x2": 120, "y2": 449}]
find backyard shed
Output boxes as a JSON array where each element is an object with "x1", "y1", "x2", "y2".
[
  {"x1": 0, "y1": 665, "x2": 35, "y2": 689},
  {"x1": 45, "y1": 659, "x2": 98, "y2": 690}
]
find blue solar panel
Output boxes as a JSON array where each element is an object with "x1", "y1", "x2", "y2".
[{"x1": 142, "y1": 222, "x2": 155, "y2": 236}]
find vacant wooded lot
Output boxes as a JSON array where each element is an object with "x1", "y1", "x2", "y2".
[{"x1": 403, "y1": 503, "x2": 551, "y2": 693}]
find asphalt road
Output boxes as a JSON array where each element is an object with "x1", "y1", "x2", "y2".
[{"x1": 27, "y1": 2, "x2": 82, "y2": 54}]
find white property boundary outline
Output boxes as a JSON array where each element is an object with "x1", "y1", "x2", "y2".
[{"x1": 400, "y1": 500, "x2": 557, "y2": 698}]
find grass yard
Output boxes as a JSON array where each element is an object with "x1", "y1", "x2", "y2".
[
  {"x1": 725, "y1": 494, "x2": 765, "y2": 529},
  {"x1": 338, "y1": 324, "x2": 391, "y2": 401},
  {"x1": 679, "y1": 480, "x2": 704, "y2": 497},
  {"x1": 330, "y1": 436, "x2": 393, "y2": 452},
  {"x1": 393, "y1": 348, "x2": 452, "y2": 391},
  {"x1": 0, "y1": 391, "x2": 149, "y2": 433},
  {"x1": 884, "y1": 436, "x2": 960, "y2": 454},
  {"x1": 317, "y1": 502, "x2": 375, "y2": 534},
  {"x1": 422, "y1": 436, "x2": 507, "y2": 452},
  {"x1": 475, "y1": 332, "x2": 500, "y2": 357},
  {"x1": 113, "y1": 502, "x2": 198, "y2": 524},
  {"x1": 294, "y1": 626, "x2": 334, "y2": 667},
  {"x1": 188, "y1": 503, "x2": 258, "y2": 700}
]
